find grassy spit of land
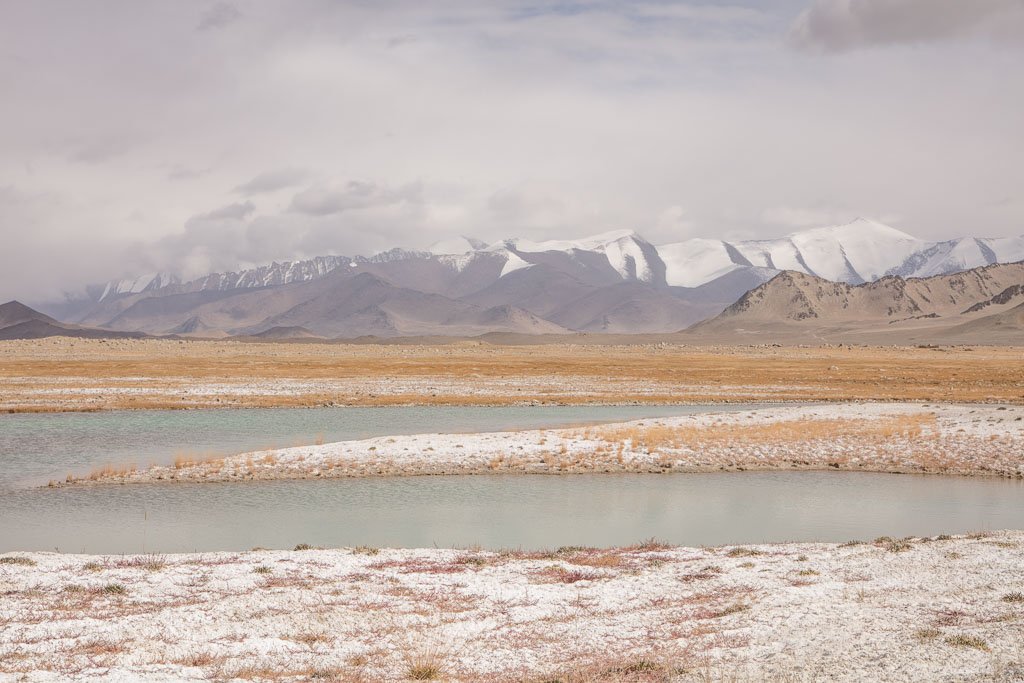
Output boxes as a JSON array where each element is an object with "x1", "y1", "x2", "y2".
[
  {"x1": 1, "y1": 532, "x2": 1023, "y2": 681},
  {"x1": 1, "y1": 338, "x2": 1023, "y2": 413},
  {"x1": 59, "y1": 403, "x2": 1024, "y2": 486}
]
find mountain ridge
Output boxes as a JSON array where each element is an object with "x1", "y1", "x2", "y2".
[
  {"x1": 23, "y1": 220, "x2": 1024, "y2": 340},
  {"x1": 688, "y1": 260, "x2": 1024, "y2": 344}
]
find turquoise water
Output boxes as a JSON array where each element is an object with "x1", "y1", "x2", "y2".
[
  {"x1": 0, "y1": 404, "x2": 738, "y2": 487},
  {"x1": 2, "y1": 405, "x2": 1021, "y2": 554}
]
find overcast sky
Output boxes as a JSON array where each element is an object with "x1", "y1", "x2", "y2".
[{"x1": 2, "y1": 0, "x2": 1023, "y2": 300}]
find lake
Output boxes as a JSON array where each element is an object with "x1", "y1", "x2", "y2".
[{"x1": 2, "y1": 405, "x2": 1021, "y2": 554}]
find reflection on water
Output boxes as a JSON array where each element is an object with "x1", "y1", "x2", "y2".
[{"x1": 3, "y1": 472, "x2": 1022, "y2": 554}]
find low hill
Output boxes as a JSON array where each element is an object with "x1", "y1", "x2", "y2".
[{"x1": 0, "y1": 301, "x2": 149, "y2": 340}]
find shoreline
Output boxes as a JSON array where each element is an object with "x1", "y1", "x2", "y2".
[
  {"x1": 54, "y1": 402, "x2": 1024, "y2": 487},
  {"x1": 2, "y1": 532, "x2": 1022, "y2": 681}
]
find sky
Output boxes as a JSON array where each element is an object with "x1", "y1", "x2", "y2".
[{"x1": 1, "y1": 0, "x2": 1023, "y2": 301}]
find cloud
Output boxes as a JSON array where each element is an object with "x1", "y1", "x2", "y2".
[
  {"x1": 233, "y1": 168, "x2": 309, "y2": 195},
  {"x1": 288, "y1": 181, "x2": 422, "y2": 217},
  {"x1": 654, "y1": 205, "x2": 697, "y2": 239},
  {"x1": 761, "y1": 206, "x2": 853, "y2": 228},
  {"x1": 1, "y1": 1, "x2": 1023, "y2": 302},
  {"x1": 197, "y1": 2, "x2": 241, "y2": 31},
  {"x1": 69, "y1": 136, "x2": 139, "y2": 164},
  {"x1": 142, "y1": 184, "x2": 434, "y2": 280},
  {"x1": 166, "y1": 165, "x2": 208, "y2": 182},
  {"x1": 789, "y1": 0, "x2": 1024, "y2": 52},
  {"x1": 198, "y1": 201, "x2": 255, "y2": 221}
]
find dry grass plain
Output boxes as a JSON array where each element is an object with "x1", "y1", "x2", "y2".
[{"x1": 1, "y1": 338, "x2": 1023, "y2": 412}]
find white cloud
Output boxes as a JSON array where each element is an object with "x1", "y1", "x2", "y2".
[
  {"x1": 233, "y1": 168, "x2": 309, "y2": 195},
  {"x1": 0, "y1": 1, "x2": 1021, "y2": 301},
  {"x1": 789, "y1": 0, "x2": 1024, "y2": 52}
]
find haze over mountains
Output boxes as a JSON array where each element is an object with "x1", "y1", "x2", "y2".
[{"x1": 23, "y1": 219, "x2": 1024, "y2": 339}]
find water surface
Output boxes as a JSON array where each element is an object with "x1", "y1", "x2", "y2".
[
  {"x1": 3, "y1": 405, "x2": 1021, "y2": 554},
  {"x1": 3, "y1": 472, "x2": 1022, "y2": 554},
  {"x1": 0, "y1": 404, "x2": 729, "y2": 487}
]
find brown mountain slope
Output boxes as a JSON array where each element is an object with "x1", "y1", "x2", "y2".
[
  {"x1": 0, "y1": 301, "x2": 148, "y2": 340},
  {"x1": 0, "y1": 300, "x2": 59, "y2": 328},
  {"x1": 686, "y1": 261, "x2": 1024, "y2": 344}
]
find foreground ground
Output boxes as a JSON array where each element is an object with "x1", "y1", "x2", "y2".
[
  {"x1": 2, "y1": 339, "x2": 1023, "y2": 412},
  {"x1": 63, "y1": 403, "x2": 1024, "y2": 486},
  {"x1": 1, "y1": 533, "x2": 1022, "y2": 682}
]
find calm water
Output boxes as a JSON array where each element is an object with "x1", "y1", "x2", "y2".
[
  {"x1": 2, "y1": 472, "x2": 1022, "y2": 554},
  {"x1": 0, "y1": 404, "x2": 729, "y2": 488},
  {"x1": 2, "y1": 405, "x2": 1021, "y2": 554}
]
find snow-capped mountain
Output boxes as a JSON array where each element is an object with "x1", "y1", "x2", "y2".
[
  {"x1": 39, "y1": 219, "x2": 1023, "y2": 338},
  {"x1": 886, "y1": 236, "x2": 1024, "y2": 279}
]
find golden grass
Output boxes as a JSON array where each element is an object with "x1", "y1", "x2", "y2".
[
  {"x1": 591, "y1": 414, "x2": 937, "y2": 452},
  {"x1": 1, "y1": 339, "x2": 1022, "y2": 412}
]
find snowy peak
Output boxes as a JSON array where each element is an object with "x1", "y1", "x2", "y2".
[
  {"x1": 100, "y1": 273, "x2": 179, "y2": 301},
  {"x1": 498, "y1": 229, "x2": 665, "y2": 284},
  {"x1": 63, "y1": 220, "x2": 1024, "y2": 338},
  {"x1": 731, "y1": 219, "x2": 924, "y2": 283},
  {"x1": 659, "y1": 219, "x2": 997, "y2": 288},
  {"x1": 887, "y1": 235, "x2": 1024, "y2": 279}
]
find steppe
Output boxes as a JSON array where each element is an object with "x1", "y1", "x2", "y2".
[
  {"x1": 2, "y1": 338, "x2": 1022, "y2": 413},
  {"x1": 4, "y1": 337, "x2": 1024, "y2": 681}
]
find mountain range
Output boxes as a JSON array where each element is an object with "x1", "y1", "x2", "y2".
[
  {"x1": 689, "y1": 261, "x2": 1024, "y2": 344},
  {"x1": 24, "y1": 219, "x2": 1024, "y2": 339}
]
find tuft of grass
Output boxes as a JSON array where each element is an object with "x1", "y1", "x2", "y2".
[
  {"x1": 0, "y1": 555, "x2": 36, "y2": 566},
  {"x1": 710, "y1": 602, "x2": 750, "y2": 618},
  {"x1": 404, "y1": 649, "x2": 445, "y2": 681},
  {"x1": 292, "y1": 631, "x2": 332, "y2": 646},
  {"x1": 945, "y1": 634, "x2": 989, "y2": 651},
  {"x1": 253, "y1": 565, "x2": 273, "y2": 574},
  {"x1": 885, "y1": 539, "x2": 912, "y2": 553},
  {"x1": 797, "y1": 569, "x2": 819, "y2": 576},
  {"x1": 532, "y1": 566, "x2": 606, "y2": 584},
  {"x1": 173, "y1": 651, "x2": 226, "y2": 668},
  {"x1": 100, "y1": 583, "x2": 127, "y2": 595},
  {"x1": 294, "y1": 543, "x2": 315, "y2": 551},
  {"x1": 82, "y1": 561, "x2": 104, "y2": 572},
  {"x1": 915, "y1": 628, "x2": 941, "y2": 641},
  {"x1": 118, "y1": 554, "x2": 167, "y2": 571},
  {"x1": 840, "y1": 540, "x2": 865, "y2": 547},
  {"x1": 1002, "y1": 592, "x2": 1024, "y2": 604},
  {"x1": 726, "y1": 547, "x2": 763, "y2": 558},
  {"x1": 353, "y1": 545, "x2": 380, "y2": 556}
]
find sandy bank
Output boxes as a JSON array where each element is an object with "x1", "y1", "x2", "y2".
[
  {"x1": 2, "y1": 532, "x2": 1023, "y2": 681},
  {"x1": 59, "y1": 403, "x2": 1024, "y2": 487}
]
